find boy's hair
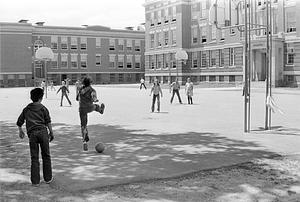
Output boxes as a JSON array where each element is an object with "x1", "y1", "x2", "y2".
[
  {"x1": 82, "y1": 77, "x2": 92, "y2": 87},
  {"x1": 30, "y1": 88, "x2": 44, "y2": 102}
]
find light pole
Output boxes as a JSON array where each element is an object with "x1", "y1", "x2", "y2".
[{"x1": 35, "y1": 47, "x2": 54, "y2": 98}]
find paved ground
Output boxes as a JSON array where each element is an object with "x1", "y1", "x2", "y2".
[{"x1": 0, "y1": 84, "x2": 300, "y2": 201}]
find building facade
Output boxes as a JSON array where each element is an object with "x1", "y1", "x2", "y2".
[
  {"x1": 144, "y1": 0, "x2": 299, "y2": 86},
  {"x1": 0, "y1": 21, "x2": 145, "y2": 87}
]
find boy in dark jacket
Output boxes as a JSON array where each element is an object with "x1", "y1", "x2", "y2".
[
  {"x1": 76, "y1": 77, "x2": 105, "y2": 151},
  {"x1": 57, "y1": 81, "x2": 72, "y2": 107},
  {"x1": 16, "y1": 88, "x2": 54, "y2": 186}
]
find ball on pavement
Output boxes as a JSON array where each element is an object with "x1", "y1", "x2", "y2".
[{"x1": 95, "y1": 142, "x2": 105, "y2": 153}]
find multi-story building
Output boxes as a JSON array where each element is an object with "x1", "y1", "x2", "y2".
[
  {"x1": 144, "y1": 0, "x2": 299, "y2": 86},
  {"x1": 0, "y1": 21, "x2": 145, "y2": 87}
]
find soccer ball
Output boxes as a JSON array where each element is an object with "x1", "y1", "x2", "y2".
[{"x1": 95, "y1": 142, "x2": 105, "y2": 153}]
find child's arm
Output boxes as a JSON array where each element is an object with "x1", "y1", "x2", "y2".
[
  {"x1": 66, "y1": 87, "x2": 70, "y2": 94},
  {"x1": 149, "y1": 87, "x2": 153, "y2": 96},
  {"x1": 159, "y1": 86, "x2": 163, "y2": 97},
  {"x1": 16, "y1": 110, "x2": 25, "y2": 139},
  {"x1": 47, "y1": 123, "x2": 54, "y2": 142},
  {"x1": 56, "y1": 87, "x2": 61, "y2": 94}
]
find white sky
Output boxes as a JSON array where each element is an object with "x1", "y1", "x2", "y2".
[{"x1": 0, "y1": 0, "x2": 145, "y2": 29}]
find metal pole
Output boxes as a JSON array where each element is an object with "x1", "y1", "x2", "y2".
[
  {"x1": 244, "y1": 0, "x2": 249, "y2": 133},
  {"x1": 247, "y1": 0, "x2": 251, "y2": 132},
  {"x1": 269, "y1": 0, "x2": 272, "y2": 128},
  {"x1": 265, "y1": 0, "x2": 270, "y2": 130},
  {"x1": 44, "y1": 60, "x2": 48, "y2": 98}
]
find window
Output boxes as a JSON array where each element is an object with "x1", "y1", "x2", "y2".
[
  {"x1": 201, "y1": 51, "x2": 207, "y2": 67},
  {"x1": 220, "y1": 29, "x2": 225, "y2": 41},
  {"x1": 126, "y1": 55, "x2": 132, "y2": 68},
  {"x1": 157, "y1": 55, "x2": 162, "y2": 69},
  {"x1": 209, "y1": 50, "x2": 216, "y2": 67},
  {"x1": 229, "y1": 75, "x2": 235, "y2": 82},
  {"x1": 96, "y1": 38, "x2": 101, "y2": 48},
  {"x1": 135, "y1": 55, "x2": 141, "y2": 68},
  {"x1": 71, "y1": 54, "x2": 78, "y2": 68},
  {"x1": 219, "y1": 75, "x2": 224, "y2": 82},
  {"x1": 157, "y1": 10, "x2": 162, "y2": 25},
  {"x1": 211, "y1": 26, "x2": 216, "y2": 41},
  {"x1": 164, "y1": 31, "x2": 169, "y2": 46},
  {"x1": 51, "y1": 36, "x2": 58, "y2": 50},
  {"x1": 118, "y1": 55, "x2": 124, "y2": 68},
  {"x1": 157, "y1": 32, "x2": 162, "y2": 47},
  {"x1": 126, "y1": 39, "x2": 132, "y2": 51},
  {"x1": 71, "y1": 37, "x2": 77, "y2": 50},
  {"x1": 192, "y1": 27, "x2": 198, "y2": 44},
  {"x1": 230, "y1": 28, "x2": 236, "y2": 35},
  {"x1": 192, "y1": 52, "x2": 198, "y2": 68},
  {"x1": 201, "y1": 1, "x2": 207, "y2": 18},
  {"x1": 150, "y1": 55, "x2": 155, "y2": 69},
  {"x1": 200, "y1": 76, "x2": 206, "y2": 82},
  {"x1": 171, "y1": 53, "x2": 176, "y2": 68},
  {"x1": 119, "y1": 74, "x2": 124, "y2": 82},
  {"x1": 134, "y1": 40, "x2": 141, "y2": 51},
  {"x1": 150, "y1": 12, "x2": 155, "y2": 26},
  {"x1": 164, "y1": 8, "x2": 169, "y2": 23},
  {"x1": 209, "y1": 76, "x2": 216, "y2": 82},
  {"x1": 171, "y1": 29, "x2": 176, "y2": 45},
  {"x1": 219, "y1": 49, "x2": 224, "y2": 67},
  {"x1": 229, "y1": 48, "x2": 235, "y2": 66},
  {"x1": 286, "y1": 45, "x2": 295, "y2": 65},
  {"x1": 96, "y1": 54, "x2": 101, "y2": 66},
  {"x1": 51, "y1": 54, "x2": 58, "y2": 68},
  {"x1": 61, "y1": 37, "x2": 68, "y2": 50},
  {"x1": 109, "y1": 55, "x2": 115, "y2": 68},
  {"x1": 118, "y1": 39, "x2": 124, "y2": 51},
  {"x1": 286, "y1": 11, "x2": 296, "y2": 33},
  {"x1": 61, "y1": 54, "x2": 68, "y2": 68},
  {"x1": 172, "y1": 6, "x2": 176, "y2": 21},
  {"x1": 109, "y1": 39, "x2": 115, "y2": 50},
  {"x1": 150, "y1": 34, "x2": 155, "y2": 48},
  {"x1": 110, "y1": 73, "x2": 115, "y2": 82},
  {"x1": 80, "y1": 37, "x2": 87, "y2": 50},
  {"x1": 80, "y1": 54, "x2": 87, "y2": 68},
  {"x1": 164, "y1": 53, "x2": 170, "y2": 69},
  {"x1": 201, "y1": 27, "x2": 207, "y2": 43}
]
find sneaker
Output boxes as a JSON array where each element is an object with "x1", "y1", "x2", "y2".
[
  {"x1": 32, "y1": 183, "x2": 40, "y2": 187},
  {"x1": 83, "y1": 142, "x2": 88, "y2": 151},
  {"x1": 45, "y1": 177, "x2": 53, "y2": 184},
  {"x1": 99, "y1": 103, "x2": 105, "y2": 114}
]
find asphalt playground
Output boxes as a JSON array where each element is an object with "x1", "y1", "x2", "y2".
[{"x1": 0, "y1": 84, "x2": 299, "y2": 192}]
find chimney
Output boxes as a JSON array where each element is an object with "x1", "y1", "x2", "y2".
[
  {"x1": 35, "y1": 22, "x2": 45, "y2": 26},
  {"x1": 18, "y1": 19, "x2": 29, "y2": 23}
]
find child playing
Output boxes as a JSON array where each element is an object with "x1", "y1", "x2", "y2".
[
  {"x1": 149, "y1": 79, "x2": 163, "y2": 113},
  {"x1": 170, "y1": 78, "x2": 182, "y2": 104},
  {"x1": 185, "y1": 77, "x2": 194, "y2": 104},
  {"x1": 16, "y1": 88, "x2": 54, "y2": 186},
  {"x1": 56, "y1": 81, "x2": 72, "y2": 107},
  {"x1": 76, "y1": 77, "x2": 105, "y2": 151}
]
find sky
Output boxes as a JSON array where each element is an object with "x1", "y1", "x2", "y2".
[{"x1": 0, "y1": 0, "x2": 145, "y2": 29}]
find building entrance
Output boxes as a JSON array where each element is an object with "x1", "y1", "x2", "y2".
[{"x1": 252, "y1": 50, "x2": 266, "y2": 81}]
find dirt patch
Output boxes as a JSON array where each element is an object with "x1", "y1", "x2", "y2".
[{"x1": 1, "y1": 156, "x2": 300, "y2": 202}]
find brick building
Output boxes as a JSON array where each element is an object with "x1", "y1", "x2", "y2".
[
  {"x1": 0, "y1": 21, "x2": 145, "y2": 87},
  {"x1": 143, "y1": 0, "x2": 299, "y2": 86}
]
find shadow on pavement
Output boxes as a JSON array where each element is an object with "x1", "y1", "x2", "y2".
[{"x1": 0, "y1": 120, "x2": 278, "y2": 194}]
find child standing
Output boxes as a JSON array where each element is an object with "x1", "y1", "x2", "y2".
[
  {"x1": 57, "y1": 81, "x2": 72, "y2": 107},
  {"x1": 16, "y1": 88, "x2": 54, "y2": 186},
  {"x1": 76, "y1": 77, "x2": 105, "y2": 151},
  {"x1": 170, "y1": 78, "x2": 182, "y2": 104},
  {"x1": 149, "y1": 79, "x2": 163, "y2": 113},
  {"x1": 185, "y1": 77, "x2": 194, "y2": 104}
]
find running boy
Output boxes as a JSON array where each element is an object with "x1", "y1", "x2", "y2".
[
  {"x1": 16, "y1": 88, "x2": 54, "y2": 186},
  {"x1": 56, "y1": 81, "x2": 72, "y2": 107},
  {"x1": 149, "y1": 79, "x2": 163, "y2": 113},
  {"x1": 76, "y1": 77, "x2": 105, "y2": 151}
]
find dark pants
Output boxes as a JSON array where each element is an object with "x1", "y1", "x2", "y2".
[
  {"x1": 151, "y1": 94, "x2": 160, "y2": 112},
  {"x1": 61, "y1": 93, "x2": 71, "y2": 106},
  {"x1": 140, "y1": 83, "x2": 147, "y2": 89},
  {"x1": 187, "y1": 96, "x2": 193, "y2": 104},
  {"x1": 79, "y1": 104, "x2": 100, "y2": 141},
  {"x1": 28, "y1": 128, "x2": 52, "y2": 184},
  {"x1": 170, "y1": 89, "x2": 182, "y2": 104}
]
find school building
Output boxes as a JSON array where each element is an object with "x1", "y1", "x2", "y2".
[
  {"x1": 0, "y1": 21, "x2": 145, "y2": 87},
  {"x1": 143, "y1": 0, "x2": 300, "y2": 87}
]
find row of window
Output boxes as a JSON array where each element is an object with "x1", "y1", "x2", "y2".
[
  {"x1": 38, "y1": 54, "x2": 142, "y2": 69},
  {"x1": 149, "y1": 6, "x2": 177, "y2": 27},
  {"x1": 150, "y1": 29, "x2": 176, "y2": 48},
  {"x1": 147, "y1": 48, "x2": 240, "y2": 70},
  {"x1": 50, "y1": 36, "x2": 142, "y2": 52}
]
